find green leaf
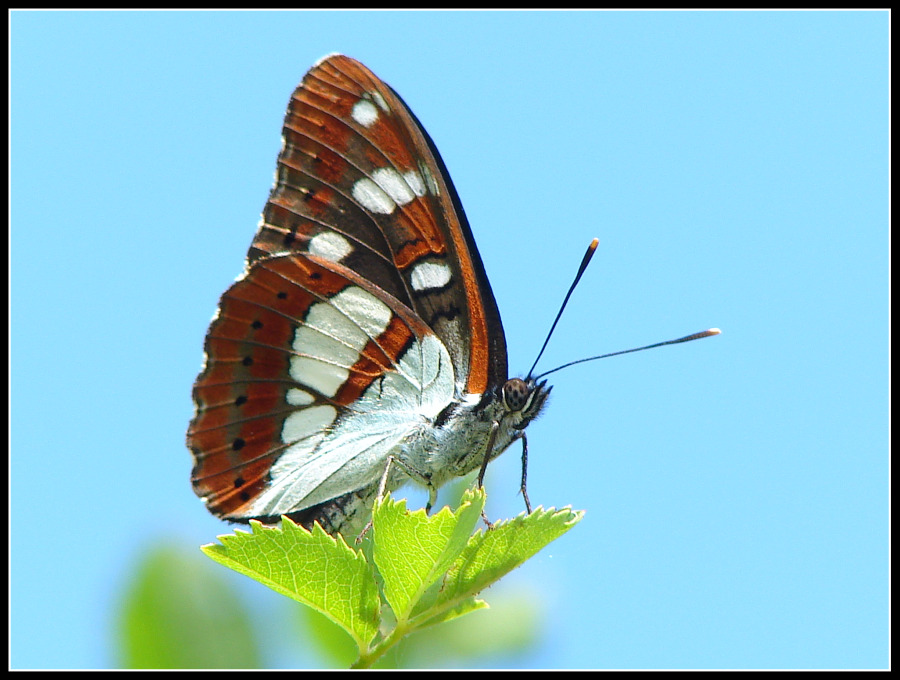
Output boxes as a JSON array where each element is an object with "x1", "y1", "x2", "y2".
[
  {"x1": 200, "y1": 489, "x2": 584, "y2": 669},
  {"x1": 201, "y1": 519, "x2": 380, "y2": 654},
  {"x1": 372, "y1": 488, "x2": 484, "y2": 621},
  {"x1": 116, "y1": 543, "x2": 261, "y2": 669},
  {"x1": 411, "y1": 595, "x2": 488, "y2": 630},
  {"x1": 434, "y1": 506, "x2": 584, "y2": 613}
]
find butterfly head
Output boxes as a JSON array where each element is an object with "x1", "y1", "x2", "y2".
[{"x1": 500, "y1": 377, "x2": 551, "y2": 429}]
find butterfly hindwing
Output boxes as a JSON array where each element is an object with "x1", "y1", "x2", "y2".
[{"x1": 189, "y1": 252, "x2": 455, "y2": 522}]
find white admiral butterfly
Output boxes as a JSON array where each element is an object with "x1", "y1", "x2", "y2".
[{"x1": 187, "y1": 54, "x2": 718, "y2": 535}]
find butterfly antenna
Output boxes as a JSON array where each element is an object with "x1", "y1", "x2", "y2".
[
  {"x1": 526, "y1": 238, "x2": 600, "y2": 379},
  {"x1": 535, "y1": 328, "x2": 721, "y2": 381}
]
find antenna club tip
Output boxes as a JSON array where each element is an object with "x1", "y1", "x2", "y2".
[
  {"x1": 707, "y1": 328, "x2": 721, "y2": 335},
  {"x1": 589, "y1": 238, "x2": 599, "y2": 250}
]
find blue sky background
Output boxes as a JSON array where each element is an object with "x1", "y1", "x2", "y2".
[{"x1": 11, "y1": 10, "x2": 888, "y2": 670}]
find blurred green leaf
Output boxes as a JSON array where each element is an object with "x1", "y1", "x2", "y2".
[
  {"x1": 115, "y1": 544, "x2": 261, "y2": 669},
  {"x1": 297, "y1": 605, "x2": 359, "y2": 669},
  {"x1": 397, "y1": 587, "x2": 543, "y2": 668}
]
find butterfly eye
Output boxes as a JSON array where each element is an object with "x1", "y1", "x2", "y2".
[{"x1": 502, "y1": 378, "x2": 531, "y2": 412}]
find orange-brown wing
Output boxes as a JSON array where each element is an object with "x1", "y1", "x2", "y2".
[{"x1": 247, "y1": 54, "x2": 507, "y2": 394}]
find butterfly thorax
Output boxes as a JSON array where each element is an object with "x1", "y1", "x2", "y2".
[
  {"x1": 401, "y1": 377, "x2": 551, "y2": 489},
  {"x1": 256, "y1": 377, "x2": 550, "y2": 537}
]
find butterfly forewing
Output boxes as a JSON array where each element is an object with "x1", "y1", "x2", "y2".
[{"x1": 249, "y1": 55, "x2": 507, "y2": 394}]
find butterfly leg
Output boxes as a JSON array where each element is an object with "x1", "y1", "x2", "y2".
[
  {"x1": 476, "y1": 421, "x2": 501, "y2": 490},
  {"x1": 518, "y1": 433, "x2": 533, "y2": 514},
  {"x1": 356, "y1": 453, "x2": 440, "y2": 542},
  {"x1": 355, "y1": 454, "x2": 403, "y2": 543},
  {"x1": 475, "y1": 421, "x2": 501, "y2": 529},
  {"x1": 425, "y1": 485, "x2": 438, "y2": 515}
]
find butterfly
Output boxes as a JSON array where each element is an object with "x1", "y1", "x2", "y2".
[
  {"x1": 187, "y1": 55, "x2": 720, "y2": 536},
  {"x1": 187, "y1": 54, "x2": 551, "y2": 536}
]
